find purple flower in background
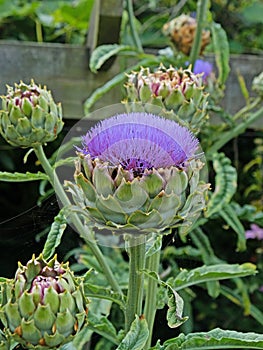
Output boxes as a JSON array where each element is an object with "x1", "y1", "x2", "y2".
[
  {"x1": 245, "y1": 224, "x2": 263, "y2": 240},
  {"x1": 193, "y1": 59, "x2": 213, "y2": 81},
  {"x1": 80, "y1": 112, "x2": 199, "y2": 176}
]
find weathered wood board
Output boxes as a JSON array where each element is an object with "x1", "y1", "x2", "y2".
[{"x1": 0, "y1": 40, "x2": 262, "y2": 128}]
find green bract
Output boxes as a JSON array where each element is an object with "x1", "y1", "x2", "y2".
[
  {"x1": 0, "y1": 80, "x2": 64, "y2": 147},
  {"x1": 65, "y1": 153, "x2": 210, "y2": 235},
  {"x1": 0, "y1": 254, "x2": 88, "y2": 350},
  {"x1": 124, "y1": 65, "x2": 209, "y2": 134}
]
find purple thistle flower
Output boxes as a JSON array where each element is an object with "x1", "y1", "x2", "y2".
[
  {"x1": 193, "y1": 59, "x2": 213, "y2": 81},
  {"x1": 245, "y1": 224, "x2": 263, "y2": 240},
  {"x1": 80, "y1": 112, "x2": 199, "y2": 175}
]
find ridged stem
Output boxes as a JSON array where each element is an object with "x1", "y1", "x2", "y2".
[
  {"x1": 33, "y1": 144, "x2": 123, "y2": 297},
  {"x1": 189, "y1": 0, "x2": 209, "y2": 67},
  {"x1": 125, "y1": 235, "x2": 146, "y2": 332},
  {"x1": 35, "y1": 19, "x2": 43, "y2": 43},
  {"x1": 143, "y1": 249, "x2": 161, "y2": 349}
]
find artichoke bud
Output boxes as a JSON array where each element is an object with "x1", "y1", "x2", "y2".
[
  {"x1": 0, "y1": 80, "x2": 64, "y2": 148},
  {"x1": 0, "y1": 254, "x2": 89, "y2": 349},
  {"x1": 124, "y1": 65, "x2": 209, "y2": 134}
]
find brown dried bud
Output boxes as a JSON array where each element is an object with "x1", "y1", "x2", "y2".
[{"x1": 163, "y1": 14, "x2": 210, "y2": 56}]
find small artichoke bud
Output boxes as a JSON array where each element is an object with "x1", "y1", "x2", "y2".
[
  {"x1": 162, "y1": 14, "x2": 210, "y2": 56},
  {"x1": 0, "y1": 80, "x2": 64, "y2": 148},
  {"x1": 252, "y1": 71, "x2": 263, "y2": 97},
  {"x1": 125, "y1": 65, "x2": 209, "y2": 134},
  {"x1": 0, "y1": 254, "x2": 88, "y2": 349}
]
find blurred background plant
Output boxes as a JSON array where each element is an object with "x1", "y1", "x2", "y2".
[{"x1": 0, "y1": 0, "x2": 94, "y2": 44}]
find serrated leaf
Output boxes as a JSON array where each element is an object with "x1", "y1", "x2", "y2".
[
  {"x1": 163, "y1": 328, "x2": 263, "y2": 349},
  {"x1": 89, "y1": 44, "x2": 139, "y2": 73},
  {"x1": 142, "y1": 270, "x2": 188, "y2": 328},
  {"x1": 167, "y1": 288, "x2": 189, "y2": 328},
  {"x1": 0, "y1": 171, "x2": 49, "y2": 182},
  {"x1": 206, "y1": 153, "x2": 237, "y2": 218},
  {"x1": 42, "y1": 209, "x2": 67, "y2": 260},
  {"x1": 83, "y1": 282, "x2": 125, "y2": 308},
  {"x1": 219, "y1": 203, "x2": 246, "y2": 251},
  {"x1": 116, "y1": 315, "x2": 149, "y2": 350},
  {"x1": 172, "y1": 263, "x2": 257, "y2": 291},
  {"x1": 87, "y1": 313, "x2": 119, "y2": 346},
  {"x1": 211, "y1": 21, "x2": 230, "y2": 85}
]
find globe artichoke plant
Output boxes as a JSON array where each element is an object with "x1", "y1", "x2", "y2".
[
  {"x1": 0, "y1": 80, "x2": 63, "y2": 148},
  {"x1": 0, "y1": 254, "x2": 88, "y2": 349},
  {"x1": 124, "y1": 65, "x2": 209, "y2": 134},
  {"x1": 65, "y1": 112, "x2": 209, "y2": 237}
]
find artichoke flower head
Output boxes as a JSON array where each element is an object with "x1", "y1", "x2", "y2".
[
  {"x1": 0, "y1": 254, "x2": 88, "y2": 349},
  {"x1": 0, "y1": 80, "x2": 63, "y2": 148},
  {"x1": 66, "y1": 112, "x2": 210, "y2": 239}
]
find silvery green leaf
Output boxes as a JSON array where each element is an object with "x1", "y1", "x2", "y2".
[
  {"x1": 116, "y1": 315, "x2": 149, "y2": 350},
  {"x1": 0, "y1": 171, "x2": 48, "y2": 182},
  {"x1": 163, "y1": 328, "x2": 263, "y2": 349}
]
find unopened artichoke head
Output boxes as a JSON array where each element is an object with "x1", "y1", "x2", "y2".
[
  {"x1": 0, "y1": 80, "x2": 63, "y2": 147},
  {"x1": 65, "y1": 112, "x2": 210, "y2": 237},
  {"x1": 0, "y1": 254, "x2": 88, "y2": 349},
  {"x1": 125, "y1": 65, "x2": 209, "y2": 134}
]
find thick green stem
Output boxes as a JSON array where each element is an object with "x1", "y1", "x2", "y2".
[
  {"x1": 125, "y1": 235, "x2": 146, "y2": 332},
  {"x1": 189, "y1": 0, "x2": 209, "y2": 67},
  {"x1": 33, "y1": 144, "x2": 123, "y2": 296},
  {"x1": 35, "y1": 19, "x2": 43, "y2": 43},
  {"x1": 144, "y1": 249, "x2": 161, "y2": 349},
  {"x1": 126, "y1": 0, "x2": 143, "y2": 52}
]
